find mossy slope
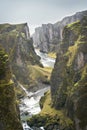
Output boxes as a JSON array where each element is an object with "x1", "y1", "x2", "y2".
[
  {"x1": 28, "y1": 91, "x2": 73, "y2": 130},
  {"x1": 51, "y1": 16, "x2": 87, "y2": 129},
  {"x1": 0, "y1": 23, "x2": 43, "y2": 91},
  {"x1": 0, "y1": 47, "x2": 23, "y2": 130},
  {"x1": 27, "y1": 16, "x2": 87, "y2": 130}
]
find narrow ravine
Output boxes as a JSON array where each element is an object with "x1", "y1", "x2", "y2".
[
  {"x1": 19, "y1": 50, "x2": 55, "y2": 130},
  {"x1": 19, "y1": 82, "x2": 50, "y2": 130}
]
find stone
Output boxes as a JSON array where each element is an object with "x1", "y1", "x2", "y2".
[{"x1": 32, "y1": 10, "x2": 87, "y2": 53}]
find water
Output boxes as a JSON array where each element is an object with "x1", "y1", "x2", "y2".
[
  {"x1": 19, "y1": 86, "x2": 50, "y2": 117},
  {"x1": 22, "y1": 122, "x2": 44, "y2": 130},
  {"x1": 22, "y1": 122, "x2": 32, "y2": 130},
  {"x1": 19, "y1": 83, "x2": 50, "y2": 130},
  {"x1": 35, "y1": 49, "x2": 55, "y2": 68},
  {"x1": 19, "y1": 50, "x2": 55, "y2": 130}
]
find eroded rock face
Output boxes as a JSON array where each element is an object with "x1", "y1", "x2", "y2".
[
  {"x1": 33, "y1": 10, "x2": 87, "y2": 53},
  {"x1": 74, "y1": 52, "x2": 85, "y2": 70},
  {"x1": 0, "y1": 23, "x2": 42, "y2": 86},
  {"x1": 0, "y1": 47, "x2": 23, "y2": 130},
  {"x1": 51, "y1": 17, "x2": 87, "y2": 130}
]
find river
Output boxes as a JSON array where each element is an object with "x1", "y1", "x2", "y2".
[
  {"x1": 35, "y1": 49, "x2": 55, "y2": 68},
  {"x1": 19, "y1": 83, "x2": 50, "y2": 130},
  {"x1": 19, "y1": 50, "x2": 55, "y2": 130}
]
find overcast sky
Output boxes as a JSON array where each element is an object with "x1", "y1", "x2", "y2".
[{"x1": 0, "y1": 0, "x2": 87, "y2": 34}]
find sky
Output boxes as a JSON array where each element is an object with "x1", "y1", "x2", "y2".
[{"x1": 0, "y1": 0, "x2": 87, "y2": 35}]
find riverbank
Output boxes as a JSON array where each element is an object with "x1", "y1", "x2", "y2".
[
  {"x1": 18, "y1": 49, "x2": 56, "y2": 130},
  {"x1": 35, "y1": 49, "x2": 55, "y2": 68},
  {"x1": 19, "y1": 83, "x2": 50, "y2": 129}
]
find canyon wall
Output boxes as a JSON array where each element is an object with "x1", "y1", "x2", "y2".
[
  {"x1": 0, "y1": 47, "x2": 23, "y2": 130},
  {"x1": 51, "y1": 16, "x2": 87, "y2": 130},
  {"x1": 33, "y1": 10, "x2": 87, "y2": 53},
  {"x1": 0, "y1": 23, "x2": 42, "y2": 87}
]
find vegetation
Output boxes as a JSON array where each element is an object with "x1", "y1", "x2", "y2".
[
  {"x1": 27, "y1": 91, "x2": 73, "y2": 130},
  {"x1": 0, "y1": 23, "x2": 44, "y2": 95},
  {"x1": 47, "y1": 52, "x2": 56, "y2": 59},
  {"x1": 50, "y1": 16, "x2": 87, "y2": 129},
  {"x1": 0, "y1": 47, "x2": 23, "y2": 130},
  {"x1": 0, "y1": 16, "x2": 87, "y2": 130},
  {"x1": 8, "y1": 16, "x2": 87, "y2": 130},
  {"x1": 27, "y1": 65, "x2": 52, "y2": 88}
]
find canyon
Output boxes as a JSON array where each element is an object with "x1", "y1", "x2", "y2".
[
  {"x1": 32, "y1": 10, "x2": 87, "y2": 53},
  {"x1": 0, "y1": 10, "x2": 87, "y2": 130}
]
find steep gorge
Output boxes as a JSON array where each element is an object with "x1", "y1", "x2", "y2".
[
  {"x1": 0, "y1": 22, "x2": 53, "y2": 130},
  {"x1": 33, "y1": 10, "x2": 87, "y2": 53},
  {"x1": 51, "y1": 16, "x2": 87, "y2": 130},
  {"x1": 0, "y1": 23, "x2": 42, "y2": 88},
  {"x1": 0, "y1": 23, "x2": 53, "y2": 98},
  {"x1": 0, "y1": 10, "x2": 87, "y2": 130},
  {"x1": 28, "y1": 16, "x2": 87, "y2": 130}
]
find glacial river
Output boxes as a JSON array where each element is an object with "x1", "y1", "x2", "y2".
[
  {"x1": 19, "y1": 50, "x2": 55, "y2": 130},
  {"x1": 35, "y1": 49, "x2": 55, "y2": 68}
]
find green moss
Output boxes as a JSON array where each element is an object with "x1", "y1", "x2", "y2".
[
  {"x1": 66, "y1": 45, "x2": 78, "y2": 67},
  {"x1": 50, "y1": 16, "x2": 87, "y2": 130},
  {"x1": 27, "y1": 91, "x2": 73, "y2": 129},
  {"x1": 67, "y1": 20, "x2": 81, "y2": 35},
  {"x1": 48, "y1": 52, "x2": 56, "y2": 59},
  {"x1": 27, "y1": 65, "x2": 52, "y2": 88},
  {"x1": 0, "y1": 23, "x2": 43, "y2": 91},
  {"x1": 0, "y1": 47, "x2": 23, "y2": 130}
]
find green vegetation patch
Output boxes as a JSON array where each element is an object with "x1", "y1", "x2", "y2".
[
  {"x1": 48, "y1": 52, "x2": 56, "y2": 59},
  {"x1": 27, "y1": 91, "x2": 73, "y2": 130},
  {"x1": 27, "y1": 65, "x2": 52, "y2": 88}
]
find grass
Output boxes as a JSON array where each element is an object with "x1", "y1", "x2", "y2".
[
  {"x1": 66, "y1": 45, "x2": 78, "y2": 67},
  {"x1": 27, "y1": 91, "x2": 73, "y2": 129},
  {"x1": 67, "y1": 20, "x2": 81, "y2": 32},
  {"x1": 40, "y1": 90, "x2": 73, "y2": 128},
  {"x1": 28, "y1": 65, "x2": 52, "y2": 81},
  {"x1": 0, "y1": 79, "x2": 14, "y2": 87},
  {"x1": 47, "y1": 52, "x2": 56, "y2": 59}
]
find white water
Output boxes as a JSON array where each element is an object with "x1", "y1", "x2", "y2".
[
  {"x1": 19, "y1": 85, "x2": 50, "y2": 116},
  {"x1": 19, "y1": 83, "x2": 50, "y2": 130},
  {"x1": 19, "y1": 50, "x2": 55, "y2": 130},
  {"x1": 35, "y1": 49, "x2": 55, "y2": 67}
]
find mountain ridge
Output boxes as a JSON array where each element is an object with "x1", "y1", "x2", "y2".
[
  {"x1": 0, "y1": 22, "x2": 42, "y2": 90},
  {"x1": 32, "y1": 10, "x2": 87, "y2": 53}
]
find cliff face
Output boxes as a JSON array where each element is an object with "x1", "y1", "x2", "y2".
[
  {"x1": 33, "y1": 10, "x2": 87, "y2": 53},
  {"x1": 0, "y1": 23, "x2": 42, "y2": 87},
  {"x1": 0, "y1": 47, "x2": 23, "y2": 130},
  {"x1": 51, "y1": 17, "x2": 87, "y2": 130}
]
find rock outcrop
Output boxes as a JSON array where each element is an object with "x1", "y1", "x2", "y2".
[
  {"x1": 32, "y1": 10, "x2": 87, "y2": 53},
  {"x1": 51, "y1": 16, "x2": 87, "y2": 130},
  {"x1": 0, "y1": 47, "x2": 23, "y2": 130},
  {"x1": 0, "y1": 23, "x2": 42, "y2": 87}
]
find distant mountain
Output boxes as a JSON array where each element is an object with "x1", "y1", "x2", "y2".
[{"x1": 32, "y1": 10, "x2": 87, "y2": 53}]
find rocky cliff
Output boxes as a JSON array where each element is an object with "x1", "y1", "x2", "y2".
[
  {"x1": 0, "y1": 47, "x2": 23, "y2": 130},
  {"x1": 0, "y1": 23, "x2": 42, "y2": 88},
  {"x1": 51, "y1": 16, "x2": 87, "y2": 130},
  {"x1": 32, "y1": 10, "x2": 87, "y2": 53}
]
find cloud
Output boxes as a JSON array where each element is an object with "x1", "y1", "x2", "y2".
[{"x1": 0, "y1": 0, "x2": 87, "y2": 32}]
